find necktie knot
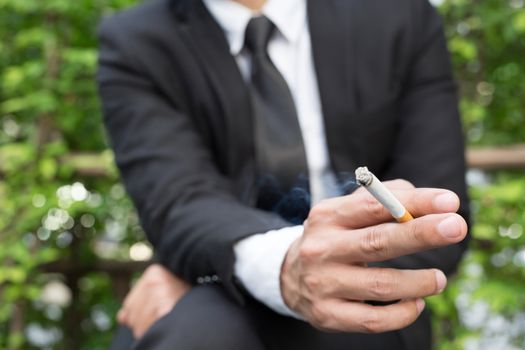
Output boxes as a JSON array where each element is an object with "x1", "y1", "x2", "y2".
[{"x1": 244, "y1": 16, "x2": 275, "y2": 55}]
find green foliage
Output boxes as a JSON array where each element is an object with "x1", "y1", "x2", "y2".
[
  {"x1": 428, "y1": 2, "x2": 525, "y2": 348},
  {"x1": 0, "y1": 0, "x2": 524, "y2": 348},
  {"x1": 429, "y1": 172, "x2": 525, "y2": 349},
  {"x1": 0, "y1": 0, "x2": 141, "y2": 348},
  {"x1": 441, "y1": 0, "x2": 525, "y2": 145}
]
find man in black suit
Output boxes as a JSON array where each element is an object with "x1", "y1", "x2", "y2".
[{"x1": 97, "y1": 0, "x2": 470, "y2": 349}]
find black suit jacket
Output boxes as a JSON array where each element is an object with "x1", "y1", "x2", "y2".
[{"x1": 97, "y1": 0, "x2": 469, "y2": 344}]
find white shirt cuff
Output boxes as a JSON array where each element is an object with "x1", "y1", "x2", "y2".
[{"x1": 233, "y1": 225, "x2": 304, "y2": 319}]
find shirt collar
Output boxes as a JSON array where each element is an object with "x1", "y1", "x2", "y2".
[{"x1": 203, "y1": 0, "x2": 307, "y2": 56}]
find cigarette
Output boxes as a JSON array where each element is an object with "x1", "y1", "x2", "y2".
[{"x1": 355, "y1": 167, "x2": 413, "y2": 223}]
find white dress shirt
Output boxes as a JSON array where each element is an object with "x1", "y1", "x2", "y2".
[{"x1": 203, "y1": 0, "x2": 340, "y2": 318}]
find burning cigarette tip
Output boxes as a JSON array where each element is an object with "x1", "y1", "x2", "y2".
[{"x1": 355, "y1": 166, "x2": 373, "y2": 187}]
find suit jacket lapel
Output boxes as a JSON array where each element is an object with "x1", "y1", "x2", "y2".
[
  {"x1": 308, "y1": 0, "x2": 366, "y2": 176},
  {"x1": 174, "y1": 0, "x2": 256, "y2": 201}
]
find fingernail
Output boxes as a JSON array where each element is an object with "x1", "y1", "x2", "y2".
[
  {"x1": 434, "y1": 270, "x2": 447, "y2": 293},
  {"x1": 433, "y1": 192, "x2": 458, "y2": 212},
  {"x1": 437, "y1": 216, "x2": 462, "y2": 238},
  {"x1": 416, "y1": 299, "x2": 426, "y2": 313}
]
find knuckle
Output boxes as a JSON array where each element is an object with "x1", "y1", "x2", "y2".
[
  {"x1": 360, "y1": 310, "x2": 384, "y2": 334},
  {"x1": 333, "y1": 206, "x2": 347, "y2": 221},
  {"x1": 144, "y1": 264, "x2": 167, "y2": 281},
  {"x1": 302, "y1": 273, "x2": 323, "y2": 295},
  {"x1": 368, "y1": 270, "x2": 396, "y2": 300},
  {"x1": 363, "y1": 195, "x2": 387, "y2": 220},
  {"x1": 143, "y1": 275, "x2": 161, "y2": 288},
  {"x1": 406, "y1": 220, "x2": 425, "y2": 246},
  {"x1": 309, "y1": 302, "x2": 330, "y2": 329},
  {"x1": 145, "y1": 264, "x2": 163, "y2": 275},
  {"x1": 361, "y1": 226, "x2": 388, "y2": 257},
  {"x1": 308, "y1": 200, "x2": 334, "y2": 223},
  {"x1": 299, "y1": 239, "x2": 327, "y2": 263}
]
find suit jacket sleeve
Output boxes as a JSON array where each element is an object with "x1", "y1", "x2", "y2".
[
  {"x1": 380, "y1": 0, "x2": 470, "y2": 276},
  {"x1": 96, "y1": 18, "x2": 291, "y2": 301}
]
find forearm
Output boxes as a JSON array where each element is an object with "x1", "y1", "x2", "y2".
[
  {"x1": 154, "y1": 195, "x2": 292, "y2": 301},
  {"x1": 97, "y1": 19, "x2": 293, "y2": 301}
]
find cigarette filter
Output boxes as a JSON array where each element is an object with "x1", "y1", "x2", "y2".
[{"x1": 355, "y1": 167, "x2": 414, "y2": 223}]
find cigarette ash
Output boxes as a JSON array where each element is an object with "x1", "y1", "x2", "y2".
[{"x1": 355, "y1": 166, "x2": 373, "y2": 187}]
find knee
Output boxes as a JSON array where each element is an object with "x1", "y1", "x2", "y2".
[{"x1": 133, "y1": 286, "x2": 264, "y2": 350}]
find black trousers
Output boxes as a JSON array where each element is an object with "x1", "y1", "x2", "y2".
[{"x1": 110, "y1": 285, "x2": 430, "y2": 350}]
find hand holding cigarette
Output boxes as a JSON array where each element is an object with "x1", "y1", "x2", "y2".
[{"x1": 280, "y1": 176, "x2": 467, "y2": 334}]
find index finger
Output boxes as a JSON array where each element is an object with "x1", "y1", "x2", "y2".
[{"x1": 330, "y1": 187, "x2": 460, "y2": 229}]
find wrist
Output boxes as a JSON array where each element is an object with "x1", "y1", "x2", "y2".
[
  {"x1": 234, "y1": 226, "x2": 304, "y2": 318},
  {"x1": 280, "y1": 237, "x2": 303, "y2": 313}
]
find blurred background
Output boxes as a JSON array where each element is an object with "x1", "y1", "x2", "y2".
[{"x1": 0, "y1": 0, "x2": 524, "y2": 349}]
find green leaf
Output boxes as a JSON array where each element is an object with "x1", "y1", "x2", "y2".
[
  {"x1": 512, "y1": 10, "x2": 525, "y2": 33},
  {"x1": 39, "y1": 157, "x2": 58, "y2": 180}
]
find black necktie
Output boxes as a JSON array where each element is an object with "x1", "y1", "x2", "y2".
[{"x1": 244, "y1": 16, "x2": 308, "y2": 193}]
